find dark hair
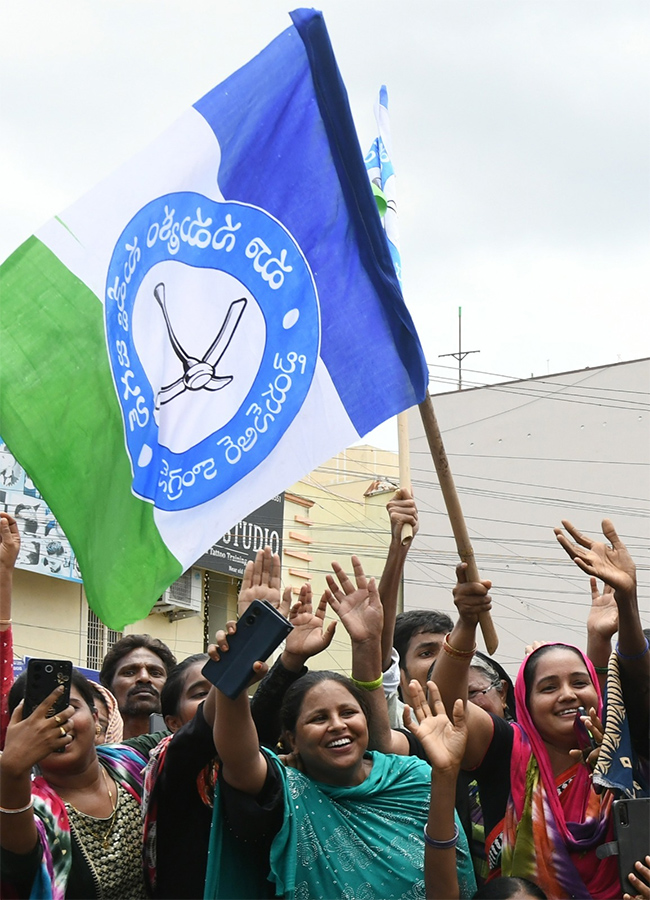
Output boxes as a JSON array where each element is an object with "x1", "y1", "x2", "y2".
[
  {"x1": 473, "y1": 876, "x2": 547, "y2": 899},
  {"x1": 393, "y1": 610, "x2": 453, "y2": 669},
  {"x1": 161, "y1": 653, "x2": 208, "y2": 718},
  {"x1": 523, "y1": 643, "x2": 589, "y2": 701},
  {"x1": 8, "y1": 668, "x2": 97, "y2": 718},
  {"x1": 280, "y1": 671, "x2": 371, "y2": 736},
  {"x1": 99, "y1": 634, "x2": 177, "y2": 688}
]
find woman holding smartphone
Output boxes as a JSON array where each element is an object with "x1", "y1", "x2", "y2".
[
  {"x1": 0, "y1": 669, "x2": 148, "y2": 898},
  {"x1": 205, "y1": 559, "x2": 476, "y2": 900}
]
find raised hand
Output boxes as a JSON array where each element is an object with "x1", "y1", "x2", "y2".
[
  {"x1": 555, "y1": 519, "x2": 636, "y2": 596},
  {"x1": 452, "y1": 562, "x2": 492, "y2": 626},
  {"x1": 237, "y1": 546, "x2": 282, "y2": 617},
  {"x1": 0, "y1": 513, "x2": 20, "y2": 570},
  {"x1": 325, "y1": 556, "x2": 383, "y2": 644},
  {"x1": 207, "y1": 623, "x2": 269, "y2": 687},
  {"x1": 2, "y1": 687, "x2": 74, "y2": 775},
  {"x1": 386, "y1": 489, "x2": 419, "y2": 542},
  {"x1": 403, "y1": 680, "x2": 467, "y2": 775},
  {"x1": 586, "y1": 577, "x2": 618, "y2": 640},
  {"x1": 283, "y1": 584, "x2": 336, "y2": 668}
]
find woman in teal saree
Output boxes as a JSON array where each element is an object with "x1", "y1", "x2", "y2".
[{"x1": 206, "y1": 664, "x2": 476, "y2": 900}]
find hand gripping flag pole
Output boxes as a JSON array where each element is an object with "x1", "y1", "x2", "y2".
[{"x1": 366, "y1": 87, "x2": 498, "y2": 654}]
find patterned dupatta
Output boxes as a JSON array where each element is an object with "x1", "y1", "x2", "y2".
[
  {"x1": 593, "y1": 650, "x2": 649, "y2": 798},
  {"x1": 496, "y1": 645, "x2": 619, "y2": 899},
  {"x1": 204, "y1": 749, "x2": 476, "y2": 900},
  {"x1": 26, "y1": 744, "x2": 146, "y2": 900}
]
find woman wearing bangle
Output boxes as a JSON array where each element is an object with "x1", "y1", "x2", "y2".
[
  {"x1": 204, "y1": 556, "x2": 476, "y2": 900},
  {"x1": 1, "y1": 669, "x2": 148, "y2": 898},
  {"x1": 405, "y1": 679, "x2": 469, "y2": 900}
]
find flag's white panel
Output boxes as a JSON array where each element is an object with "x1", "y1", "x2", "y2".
[
  {"x1": 153, "y1": 357, "x2": 359, "y2": 569},
  {"x1": 37, "y1": 109, "x2": 223, "y2": 302}
]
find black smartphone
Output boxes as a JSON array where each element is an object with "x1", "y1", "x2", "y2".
[
  {"x1": 23, "y1": 658, "x2": 73, "y2": 719},
  {"x1": 202, "y1": 599, "x2": 293, "y2": 699},
  {"x1": 613, "y1": 798, "x2": 650, "y2": 895},
  {"x1": 573, "y1": 706, "x2": 597, "y2": 753}
]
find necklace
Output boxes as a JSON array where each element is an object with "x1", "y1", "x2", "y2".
[
  {"x1": 65, "y1": 765, "x2": 119, "y2": 851},
  {"x1": 99, "y1": 765, "x2": 118, "y2": 849}
]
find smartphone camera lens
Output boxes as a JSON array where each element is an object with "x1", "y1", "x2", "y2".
[
  {"x1": 45, "y1": 664, "x2": 54, "y2": 674},
  {"x1": 245, "y1": 615, "x2": 255, "y2": 625}
]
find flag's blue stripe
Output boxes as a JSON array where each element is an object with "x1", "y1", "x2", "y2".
[
  {"x1": 286, "y1": 10, "x2": 427, "y2": 417},
  {"x1": 194, "y1": 9, "x2": 427, "y2": 435}
]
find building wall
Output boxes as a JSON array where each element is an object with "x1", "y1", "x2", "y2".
[
  {"x1": 282, "y1": 448, "x2": 401, "y2": 674},
  {"x1": 404, "y1": 358, "x2": 650, "y2": 676}
]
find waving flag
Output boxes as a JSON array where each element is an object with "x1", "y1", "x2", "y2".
[
  {"x1": 0, "y1": 9, "x2": 427, "y2": 629},
  {"x1": 365, "y1": 85, "x2": 402, "y2": 286}
]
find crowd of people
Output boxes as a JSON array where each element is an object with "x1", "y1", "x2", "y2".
[{"x1": 0, "y1": 496, "x2": 648, "y2": 899}]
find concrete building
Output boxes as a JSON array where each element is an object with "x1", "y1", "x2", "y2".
[{"x1": 404, "y1": 357, "x2": 650, "y2": 676}]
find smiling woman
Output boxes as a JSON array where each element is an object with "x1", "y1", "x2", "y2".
[
  {"x1": 431, "y1": 521, "x2": 649, "y2": 900},
  {"x1": 208, "y1": 664, "x2": 476, "y2": 899},
  {"x1": 0, "y1": 669, "x2": 148, "y2": 898}
]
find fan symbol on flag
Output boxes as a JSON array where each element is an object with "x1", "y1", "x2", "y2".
[{"x1": 153, "y1": 282, "x2": 247, "y2": 410}]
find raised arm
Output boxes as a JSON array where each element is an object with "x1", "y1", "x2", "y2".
[
  {"x1": 0, "y1": 513, "x2": 19, "y2": 746},
  {"x1": 555, "y1": 519, "x2": 649, "y2": 750},
  {"x1": 326, "y1": 556, "x2": 410, "y2": 755},
  {"x1": 0, "y1": 512, "x2": 20, "y2": 625},
  {"x1": 211, "y1": 546, "x2": 284, "y2": 792},
  {"x1": 555, "y1": 519, "x2": 646, "y2": 664},
  {"x1": 585, "y1": 577, "x2": 618, "y2": 691},
  {"x1": 378, "y1": 490, "x2": 419, "y2": 670},
  {"x1": 210, "y1": 626, "x2": 268, "y2": 796},
  {"x1": 1, "y1": 686, "x2": 74, "y2": 854},
  {"x1": 404, "y1": 680, "x2": 468, "y2": 900},
  {"x1": 430, "y1": 563, "x2": 495, "y2": 769}
]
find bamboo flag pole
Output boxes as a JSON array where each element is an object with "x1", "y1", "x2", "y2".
[
  {"x1": 397, "y1": 410, "x2": 413, "y2": 545},
  {"x1": 418, "y1": 391, "x2": 499, "y2": 654}
]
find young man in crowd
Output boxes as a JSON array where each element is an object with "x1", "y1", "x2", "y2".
[
  {"x1": 100, "y1": 634, "x2": 177, "y2": 738},
  {"x1": 377, "y1": 489, "x2": 454, "y2": 726}
]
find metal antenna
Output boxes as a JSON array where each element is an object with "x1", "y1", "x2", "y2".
[{"x1": 438, "y1": 306, "x2": 480, "y2": 390}]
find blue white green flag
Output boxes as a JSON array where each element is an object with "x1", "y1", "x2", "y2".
[
  {"x1": 365, "y1": 85, "x2": 402, "y2": 286},
  {"x1": 0, "y1": 10, "x2": 427, "y2": 629}
]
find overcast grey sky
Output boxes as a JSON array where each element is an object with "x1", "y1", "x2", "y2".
[{"x1": 1, "y1": 1, "x2": 648, "y2": 449}]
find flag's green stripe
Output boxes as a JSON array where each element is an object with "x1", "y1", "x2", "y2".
[{"x1": 0, "y1": 236, "x2": 182, "y2": 629}]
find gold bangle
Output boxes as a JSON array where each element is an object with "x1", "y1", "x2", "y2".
[
  {"x1": 0, "y1": 619, "x2": 12, "y2": 625},
  {"x1": 350, "y1": 674, "x2": 383, "y2": 692},
  {"x1": 0, "y1": 797, "x2": 34, "y2": 814},
  {"x1": 442, "y1": 633, "x2": 476, "y2": 660}
]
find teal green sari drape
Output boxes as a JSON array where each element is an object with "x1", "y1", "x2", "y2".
[{"x1": 204, "y1": 750, "x2": 476, "y2": 900}]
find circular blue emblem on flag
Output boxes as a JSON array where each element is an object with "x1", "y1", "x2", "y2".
[{"x1": 105, "y1": 192, "x2": 319, "y2": 511}]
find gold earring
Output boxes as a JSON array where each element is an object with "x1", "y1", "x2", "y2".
[{"x1": 95, "y1": 723, "x2": 102, "y2": 735}]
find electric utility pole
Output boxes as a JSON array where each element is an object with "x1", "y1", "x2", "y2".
[{"x1": 438, "y1": 307, "x2": 480, "y2": 390}]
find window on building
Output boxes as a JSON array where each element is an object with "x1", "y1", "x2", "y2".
[{"x1": 86, "y1": 609, "x2": 122, "y2": 671}]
